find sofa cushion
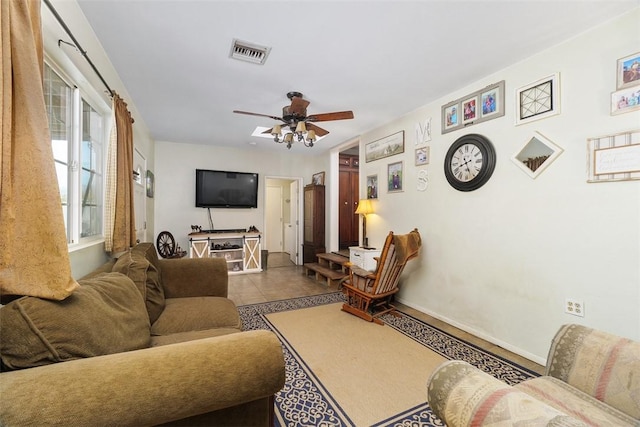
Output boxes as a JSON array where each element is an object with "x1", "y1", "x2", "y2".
[
  {"x1": 151, "y1": 297, "x2": 242, "y2": 336},
  {"x1": 132, "y1": 242, "x2": 162, "y2": 275},
  {"x1": 113, "y1": 249, "x2": 165, "y2": 323},
  {"x1": 0, "y1": 273, "x2": 150, "y2": 370},
  {"x1": 150, "y1": 328, "x2": 241, "y2": 347}
]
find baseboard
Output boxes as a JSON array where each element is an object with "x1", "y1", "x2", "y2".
[{"x1": 395, "y1": 297, "x2": 547, "y2": 366}]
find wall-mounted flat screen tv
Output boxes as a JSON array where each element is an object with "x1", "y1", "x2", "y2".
[{"x1": 195, "y1": 169, "x2": 259, "y2": 208}]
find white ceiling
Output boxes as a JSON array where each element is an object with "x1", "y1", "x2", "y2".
[{"x1": 75, "y1": 1, "x2": 637, "y2": 155}]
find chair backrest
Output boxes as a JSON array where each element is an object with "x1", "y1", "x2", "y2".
[{"x1": 370, "y1": 229, "x2": 421, "y2": 295}]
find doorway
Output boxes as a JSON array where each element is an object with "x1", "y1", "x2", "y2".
[
  {"x1": 264, "y1": 177, "x2": 303, "y2": 266},
  {"x1": 338, "y1": 146, "x2": 360, "y2": 249}
]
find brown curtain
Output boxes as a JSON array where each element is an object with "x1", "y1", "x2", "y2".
[
  {"x1": 0, "y1": 0, "x2": 78, "y2": 300},
  {"x1": 104, "y1": 94, "x2": 135, "y2": 254}
]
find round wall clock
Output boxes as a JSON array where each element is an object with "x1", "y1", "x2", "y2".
[{"x1": 444, "y1": 134, "x2": 496, "y2": 191}]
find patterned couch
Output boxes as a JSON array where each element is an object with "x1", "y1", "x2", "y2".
[{"x1": 427, "y1": 324, "x2": 640, "y2": 426}]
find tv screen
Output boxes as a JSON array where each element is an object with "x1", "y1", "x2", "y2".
[{"x1": 195, "y1": 169, "x2": 259, "y2": 208}]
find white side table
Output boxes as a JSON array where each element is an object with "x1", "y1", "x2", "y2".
[{"x1": 349, "y1": 246, "x2": 382, "y2": 271}]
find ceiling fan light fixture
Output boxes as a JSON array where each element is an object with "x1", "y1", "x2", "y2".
[
  {"x1": 236, "y1": 91, "x2": 354, "y2": 150},
  {"x1": 307, "y1": 130, "x2": 316, "y2": 143}
]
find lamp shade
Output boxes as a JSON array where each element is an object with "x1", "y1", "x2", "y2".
[
  {"x1": 355, "y1": 199, "x2": 374, "y2": 215},
  {"x1": 295, "y1": 121, "x2": 306, "y2": 133},
  {"x1": 271, "y1": 124, "x2": 281, "y2": 135}
]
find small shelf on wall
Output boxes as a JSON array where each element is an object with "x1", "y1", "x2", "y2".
[{"x1": 512, "y1": 132, "x2": 563, "y2": 179}]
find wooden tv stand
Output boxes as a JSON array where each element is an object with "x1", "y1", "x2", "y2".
[{"x1": 188, "y1": 231, "x2": 262, "y2": 274}]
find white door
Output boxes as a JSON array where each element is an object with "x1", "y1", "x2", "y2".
[
  {"x1": 265, "y1": 185, "x2": 283, "y2": 252},
  {"x1": 289, "y1": 180, "x2": 300, "y2": 264},
  {"x1": 133, "y1": 149, "x2": 147, "y2": 244}
]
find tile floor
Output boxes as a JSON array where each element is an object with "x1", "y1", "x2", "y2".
[{"x1": 228, "y1": 252, "x2": 544, "y2": 375}]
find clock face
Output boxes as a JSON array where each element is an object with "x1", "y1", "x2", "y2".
[
  {"x1": 444, "y1": 134, "x2": 496, "y2": 191},
  {"x1": 450, "y1": 143, "x2": 484, "y2": 182}
]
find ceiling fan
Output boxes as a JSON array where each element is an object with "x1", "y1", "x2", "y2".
[{"x1": 233, "y1": 91, "x2": 354, "y2": 148}]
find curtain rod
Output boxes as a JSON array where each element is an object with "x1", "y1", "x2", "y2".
[{"x1": 42, "y1": 0, "x2": 114, "y2": 98}]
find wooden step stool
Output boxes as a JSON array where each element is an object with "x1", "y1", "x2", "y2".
[{"x1": 303, "y1": 252, "x2": 350, "y2": 286}]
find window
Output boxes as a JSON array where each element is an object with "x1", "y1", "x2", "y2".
[{"x1": 44, "y1": 62, "x2": 106, "y2": 245}]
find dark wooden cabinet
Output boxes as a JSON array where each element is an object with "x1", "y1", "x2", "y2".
[
  {"x1": 303, "y1": 184, "x2": 325, "y2": 263},
  {"x1": 339, "y1": 154, "x2": 360, "y2": 249}
]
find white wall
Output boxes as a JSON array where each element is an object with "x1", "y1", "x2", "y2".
[
  {"x1": 154, "y1": 142, "x2": 323, "y2": 252},
  {"x1": 358, "y1": 9, "x2": 640, "y2": 363},
  {"x1": 43, "y1": 0, "x2": 156, "y2": 278}
]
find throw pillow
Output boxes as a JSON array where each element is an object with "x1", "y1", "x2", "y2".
[
  {"x1": 0, "y1": 273, "x2": 150, "y2": 370},
  {"x1": 113, "y1": 249, "x2": 165, "y2": 323}
]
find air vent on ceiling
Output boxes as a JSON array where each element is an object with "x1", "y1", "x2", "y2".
[{"x1": 230, "y1": 39, "x2": 271, "y2": 65}]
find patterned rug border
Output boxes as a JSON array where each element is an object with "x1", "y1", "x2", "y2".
[{"x1": 238, "y1": 292, "x2": 538, "y2": 426}]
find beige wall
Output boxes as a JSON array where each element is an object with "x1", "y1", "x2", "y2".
[{"x1": 358, "y1": 9, "x2": 640, "y2": 363}]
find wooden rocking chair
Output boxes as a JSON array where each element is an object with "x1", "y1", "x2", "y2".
[{"x1": 341, "y1": 228, "x2": 422, "y2": 325}]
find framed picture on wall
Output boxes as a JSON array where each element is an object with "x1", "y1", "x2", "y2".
[
  {"x1": 441, "y1": 80, "x2": 505, "y2": 134},
  {"x1": 365, "y1": 131, "x2": 405, "y2": 162},
  {"x1": 462, "y1": 96, "x2": 478, "y2": 124},
  {"x1": 366, "y1": 174, "x2": 378, "y2": 199},
  {"x1": 146, "y1": 170, "x2": 155, "y2": 198},
  {"x1": 387, "y1": 161, "x2": 403, "y2": 193},
  {"x1": 516, "y1": 73, "x2": 560, "y2": 125},
  {"x1": 415, "y1": 147, "x2": 430, "y2": 166},
  {"x1": 611, "y1": 87, "x2": 640, "y2": 115},
  {"x1": 312, "y1": 171, "x2": 325, "y2": 185},
  {"x1": 442, "y1": 102, "x2": 460, "y2": 133},
  {"x1": 617, "y1": 51, "x2": 640, "y2": 89}
]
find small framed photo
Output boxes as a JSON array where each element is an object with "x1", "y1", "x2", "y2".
[
  {"x1": 366, "y1": 174, "x2": 378, "y2": 199},
  {"x1": 387, "y1": 161, "x2": 403, "y2": 193},
  {"x1": 516, "y1": 73, "x2": 560, "y2": 125},
  {"x1": 462, "y1": 96, "x2": 478, "y2": 124},
  {"x1": 312, "y1": 171, "x2": 325, "y2": 185},
  {"x1": 480, "y1": 85, "x2": 500, "y2": 118},
  {"x1": 415, "y1": 147, "x2": 430, "y2": 166},
  {"x1": 611, "y1": 87, "x2": 640, "y2": 115},
  {"x1": 146, "y1": 170, "x2": 155, "y2": 198},
  {"x1": 442, "y1": 102, "x2": 460, "y2": 133},
  {"x1": 617, "y1": 51, "x2": 640, "y2": 90}
]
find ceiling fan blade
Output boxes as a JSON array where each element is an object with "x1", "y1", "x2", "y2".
[
  {"x1": 306, "y1": 111, "x2": 354, "y2": 122},
  {"x1": 233, "y1": 110, "x2": 284, "y2": 122},
  {"x1": 289, "y1": 97, "x2": 310, "y2": 116},
  {"x1": 306, "y1": 122, "x2": 329, "y2": 137}
]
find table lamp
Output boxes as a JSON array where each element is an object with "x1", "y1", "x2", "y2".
[{"x1": 355, "y1": 199, "x2": 375, "y2": 248}]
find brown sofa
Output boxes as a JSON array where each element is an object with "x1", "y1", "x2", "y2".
[
  {"x1": 427, "y1": 324, "x2": 640, "y2": 426},
  {"x1": 0, "y1": 243, "x2": 285, "y2": 426}
]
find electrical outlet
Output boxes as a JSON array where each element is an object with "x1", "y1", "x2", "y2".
[{"x1": 565, "y1": 299, "x2": 585, "y2": 317}]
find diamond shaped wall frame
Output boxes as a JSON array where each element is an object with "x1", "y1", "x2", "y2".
[
  {"x1": 512, "y1": 132, "x2": 563, "y2": 179},
  {"x1": 516, "y1": 73, "x2": 560, "y2": 125}
]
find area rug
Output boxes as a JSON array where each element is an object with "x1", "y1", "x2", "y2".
[{"x1": 238, "y1": 292, "x2": 538, "y2": 426}]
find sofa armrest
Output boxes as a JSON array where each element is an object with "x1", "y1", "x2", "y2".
[
  {"x1": 159, "y1": 257, "x2": 228, "y2": 298},
  {"x1": 545, "y1": 324, "x2": 640, "y2": 419},
  {"x1": 0, "y1": 330, "x2": 285, "y2": 427},
  {"x1": 427, "y1": 360, "x2": 585, "y2": 426}
]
